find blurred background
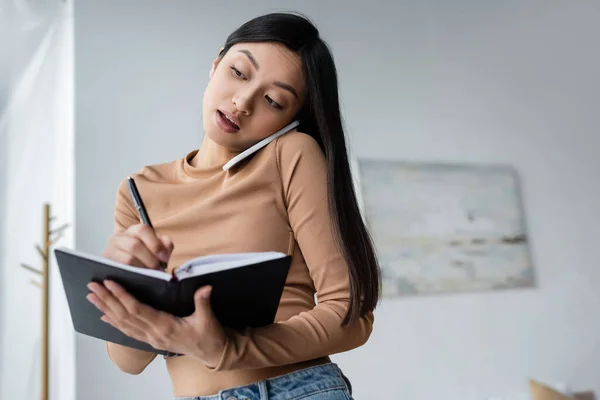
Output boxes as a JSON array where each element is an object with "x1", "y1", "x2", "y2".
[{"x1": 1, "y1": 1, "x2": 599, "y2": 399}]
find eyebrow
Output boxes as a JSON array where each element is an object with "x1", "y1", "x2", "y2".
[
  {"x1": 238, "y1": 49, "x2": 259, "y2": 70},
  {"x1": 274, "y1": 81, "x2": 298, "y2": 99},
  {"x1": 238, "y1": 49, "x2": 299, "y2": 99}
]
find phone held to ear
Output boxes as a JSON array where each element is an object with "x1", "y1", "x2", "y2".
[{"x1": 222, "y1": 120, "x2": 300, "y2": 171}]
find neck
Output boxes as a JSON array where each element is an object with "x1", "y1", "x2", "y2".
[{"x1": 191, "y1": 134, "x2": 242, "y2": 169}]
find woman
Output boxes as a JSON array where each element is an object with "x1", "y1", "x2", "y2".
[{"x1": 86, "y1": 12, "x2": 381, "y2": 400}]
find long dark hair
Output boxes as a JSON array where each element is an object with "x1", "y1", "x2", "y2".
[{"x1": 221, "y1": 12, "x2": 381, "y2": 326}]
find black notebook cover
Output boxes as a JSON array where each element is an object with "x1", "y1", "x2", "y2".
[{"x1": 54, "y1": 247, "x2": 291, "y2": 355}]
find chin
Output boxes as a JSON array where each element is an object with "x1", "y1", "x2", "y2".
[
  {"x1": 204, "y1": 128, "x2": 246, "y2": 151},
  {"x1": 205, "y1": 128, "x2": 232, "y2": 145}
]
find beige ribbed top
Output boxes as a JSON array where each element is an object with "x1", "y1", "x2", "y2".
[{"x1": 106, "y1": 131, "x2": 373, "y2": 397}]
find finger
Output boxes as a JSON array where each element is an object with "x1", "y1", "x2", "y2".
[
  {"x1": 87, "y1": 281, "x2": 131, "y2": 321},
  {"x1": 101, "y1": 315, "x2": 149, "y2": 341},
  {"x1": 129, "y1": 224, "x2": 171, "y2": 264},
  {"x1": 89, "y1": 292, "x2": 141, "y2": 332},
  {"x1": 193, "y1": 286, "x2": 213, "y2": 316},
  {"x1": 87, "y1": 291, "x2": 109, "y2": 313},
  {"x1": 105, "y1": 247, "x2": 146, "y2": 268},
  {"x1": 89, "y1": 293, "x2": 144, "y2": 338},
  {"x1": 90, "y1": 282, "x2": 155, "y2": 336},
  {"x1": 159, "y1": 235, "x2": 174, "y2": 260},
  {"x1": 103, "y1": 280, "x2": 157, "y2": 320},
  {"x1": 115, "y1": 233, "x2": 161, "y2": 270},
  {"x1": 104, "y1": 280, "x2": 177, "y2": 341},
  {"x1": 102, "y1": 238, "x2": 146, "y2": 268}
]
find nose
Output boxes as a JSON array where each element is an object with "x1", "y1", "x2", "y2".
[{"x1": 232, "y1": 91, "x2": 253, "y2": 116}]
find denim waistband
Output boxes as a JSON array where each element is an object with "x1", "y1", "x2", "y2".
[{"x1": 175, "y1": 362, "x2": 352, "y2": 400}]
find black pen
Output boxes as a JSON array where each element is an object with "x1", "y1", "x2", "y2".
[{"x1": 127, "y1": 176, "x2": 167, "y2": 270}]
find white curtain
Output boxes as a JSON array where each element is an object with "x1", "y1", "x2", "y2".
[{"x1": 0, "y1": 0, "x2": 75, "y2": 399}]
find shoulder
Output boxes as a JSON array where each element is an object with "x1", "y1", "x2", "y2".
[
  {"x1": 115, "y1": 157, "x2": 181, "y2": 198},
  {"x1": 120, "y1": 157, "x2": 181, "y2": 186},
  {"x1": 274, "y1": 130, "x2": 325, "y2": 167},
  {"x1": 275, "y1": 130, "x2": 322, "y2": 153},
  {"x1": 273, "y1": 130, "x2": 329, "y2": 194},
  {"x1": 135, "y1": 158, "x2": 182, "y2": 182}
]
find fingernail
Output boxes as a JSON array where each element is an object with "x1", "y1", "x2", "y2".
[
  {"x1": 87, "y1": 283, "x2": 96, "y2": 293},
  {"x1": 87, "y1": 294, "x2": 97, "y2": 306},
  {"x1": 157, "y1": 250, "x2": 169, "y2": 262},
  {"x1": 201, "y1": 286, "x2": 212, "y2": 299}
]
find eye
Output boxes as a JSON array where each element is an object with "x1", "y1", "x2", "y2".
[
  {"x1": 265, "y1": 96, "x2": 284, "y2": 110},
  {"x1": 230, "y1": 66, "x2": 246, "y2": 80}
]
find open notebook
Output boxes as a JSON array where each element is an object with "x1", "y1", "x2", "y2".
[{"x1": 54, "y1": 247, "x2": 292, "y2": 355}]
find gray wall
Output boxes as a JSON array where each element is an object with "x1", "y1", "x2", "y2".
[
  {"x1": 0, "y1": 4, "x2": 8, "y2": 386},
  {"x1": 0, "y1": 0, "x2": 61, "y2": 395},
  {"x1": 1, "y1": 5, "x2": 15, "y2": 373},
  {"x1": 0, "y1": 100, "x2": 5, "y2": 396},
  {"x1": 75, "y1": 1, "x2": 600, "y2": 399}
]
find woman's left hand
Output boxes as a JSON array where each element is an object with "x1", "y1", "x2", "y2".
[{"x1": 86, "y1": 280, "x2": 227, "y2": 368}]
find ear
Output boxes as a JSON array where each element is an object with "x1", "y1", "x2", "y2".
[{"x1": 209, "y1": 47, "x2": 225, "y2": 79}]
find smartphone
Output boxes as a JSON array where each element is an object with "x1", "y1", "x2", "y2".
[{"x1": 222, "y1": 120, "x2": 300, "y2": 171}]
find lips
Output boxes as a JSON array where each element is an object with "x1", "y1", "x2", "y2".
[{"x1": 216, "y1": 110, "x2": 240, "y2": 134}]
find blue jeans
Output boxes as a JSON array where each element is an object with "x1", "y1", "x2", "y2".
[{"x1": 175, "y1": 363, "x2": 353, "y2": 400}]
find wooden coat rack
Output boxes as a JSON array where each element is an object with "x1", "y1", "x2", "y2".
[{"x1": 20, "y1": 203, "x2": 69, "y2": 400}]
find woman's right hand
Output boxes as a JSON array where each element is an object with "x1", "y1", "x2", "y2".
[{"x1": 102, "y1": 224, "x2": 174, "y2": 270}]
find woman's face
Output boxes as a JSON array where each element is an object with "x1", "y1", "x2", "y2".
[{"x1": 202, "y1": 42, "x2": 305, "y2": 152}]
